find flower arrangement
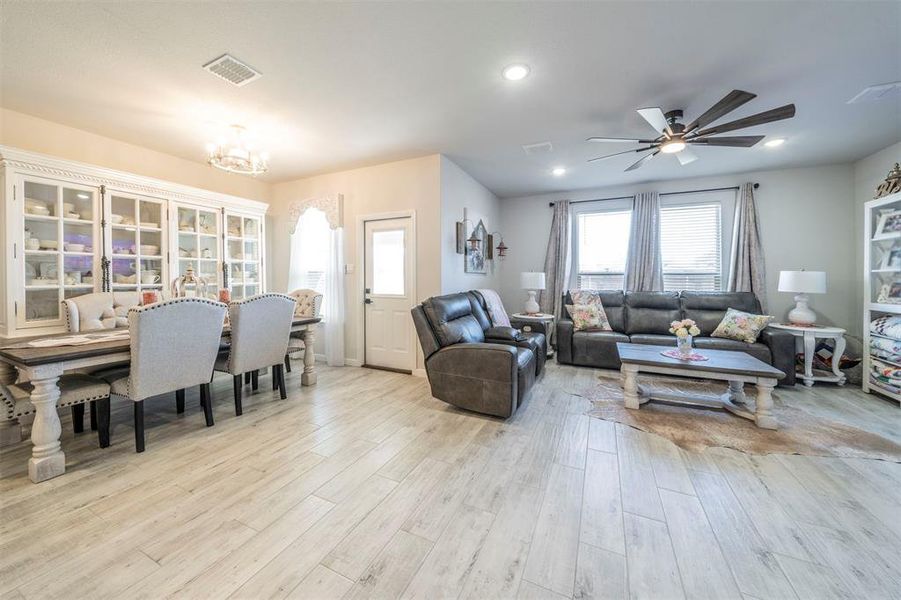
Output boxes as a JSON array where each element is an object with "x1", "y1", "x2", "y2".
[{"x1": 669, "y1": 319, "x2": 701, "y2": 338}]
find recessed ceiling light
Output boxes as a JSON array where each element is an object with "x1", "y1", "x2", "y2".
[
  {"x1": 502, "y1": 64, "x2": 530, "y2": 81},
  {"x1": 552, "y1": 167, "x2": 566, "y2": 177},
  {"x1": 764, "y1": 138, "x2": 785, "y2": 148}
]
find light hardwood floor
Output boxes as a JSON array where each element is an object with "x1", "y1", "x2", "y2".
[{"x1": 1, "y1": 363, "x2": 899, "y2": 599}]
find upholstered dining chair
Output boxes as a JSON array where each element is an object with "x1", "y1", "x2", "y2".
[
  {"x1": 284, "y1": 288, "x2": 323, "y2": 373},
  {"x1": 1, "y1": 375, "x2": 112, "y2": 448},
  {"x1": 106, "y1": 297, "x2": 227, "y2": 452},
  {"x1": 215, "y1": 293, "x2": 296, "y2": 414},
  {"x1": 62, "y1": 290, "x2": 140, "y2": 432}
]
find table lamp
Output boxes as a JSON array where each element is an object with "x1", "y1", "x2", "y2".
[
  {"x1": 520, "y1": 271, "x2": 546, "y2": 314},
  {"x1": 778, "y1": 270, "x2": 826, "y2": 325}
]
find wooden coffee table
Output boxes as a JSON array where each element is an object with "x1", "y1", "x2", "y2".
[{"x1": 616, "y1": 342, "x2": 786, "y2": 430}]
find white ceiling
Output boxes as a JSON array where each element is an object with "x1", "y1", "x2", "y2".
[{"x1": 1, "y1": 1, "x2": 899, "y2": 198}]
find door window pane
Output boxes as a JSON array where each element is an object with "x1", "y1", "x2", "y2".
[{"x1": 372, "y1": 229, "x2": 405, "y2": 295}]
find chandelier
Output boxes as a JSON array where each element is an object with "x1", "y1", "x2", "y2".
[{"x1": 206, "y1": 125, "x2": 269, "y2": 176}]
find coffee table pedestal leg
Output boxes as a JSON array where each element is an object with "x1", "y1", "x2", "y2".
[
  {"x1": 622, "y1": 363, "x2": 641, "y2": 409},
  {"x1": 755, "y1": 379, "x2": 778, "y2": 430}
]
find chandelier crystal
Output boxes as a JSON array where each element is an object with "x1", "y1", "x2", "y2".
[{"x1": 206, "y1": 125, "x2": 269, "y2": 176}]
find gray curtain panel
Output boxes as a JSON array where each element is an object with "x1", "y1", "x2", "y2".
[
  {"x1": 539, "y1": 200, "x2": 571, "y2": 318},
  {"x1": 728, "y1": 182, "x2": 767, "y2": 311},
  {"x1": 624, "y1": 192, "x2": 663, "y2": 291}
]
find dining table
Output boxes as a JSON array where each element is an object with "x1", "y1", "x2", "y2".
[{"x1": 0, "y1": 316, "x2": 321, "y2": 483}]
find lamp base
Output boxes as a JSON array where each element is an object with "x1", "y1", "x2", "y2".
[
  {"x1": 524, "y1": 290, "x2": 540, "y2": 315},
  {"x1": 788, "y1": 293, "x2": 817, "y2": 326}
]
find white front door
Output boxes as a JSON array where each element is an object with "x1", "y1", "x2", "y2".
[{"x1": 364, "y1": 217, "x2": 414, "y2": 372}]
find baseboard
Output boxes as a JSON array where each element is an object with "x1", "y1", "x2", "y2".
[
  {"x1": 412, "y1": 368, "x2": 427, "y2": 378},
  {"x1": 344, "y1": 358, "x2": 364, "y2": 367}
]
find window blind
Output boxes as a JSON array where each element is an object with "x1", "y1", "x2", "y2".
[{"x1": 660, "y1": 203, "x2": 722, "y2": 291}]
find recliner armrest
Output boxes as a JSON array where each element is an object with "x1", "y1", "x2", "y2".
[
  {"x1": 428, "y1": 343, "x2": 518, "y2": 383},
  {"x1": 758, "y1": 328, "x2": 796, "y2": 386},
  {"x1": 485, "y1": 326, "x2": 524, "y2": 342}
]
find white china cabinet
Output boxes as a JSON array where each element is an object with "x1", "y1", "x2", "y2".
[{"x1": 0, "y1": 146, "x2": 268, "y2": 339}]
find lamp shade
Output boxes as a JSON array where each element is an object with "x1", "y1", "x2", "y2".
[
  {"x1": 778, "y1": 270, "x2": 826, "y2": 294},
  {"x1": 520, "y1": 271, "x2": 546, "y2": 290}
]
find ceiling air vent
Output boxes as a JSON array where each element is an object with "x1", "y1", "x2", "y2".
[
  {"x1": 848, "y1": 81, "x2": 901, "y2": 104},
  {"x1": 203, "y1": 54, "x2": 262, "y2": 87},
  {"x1": 523, "y1": 141, "x2": 554, "y2": 155}
]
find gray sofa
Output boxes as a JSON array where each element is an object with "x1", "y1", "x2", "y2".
[
  {"x1": 412, "y1": 291, "x2": 547, "y2": 418},
  {"x1": 556, "y1": 290, "x2": 796, "y2": 386}
]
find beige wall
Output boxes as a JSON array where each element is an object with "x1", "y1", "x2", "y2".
[
  {"x1": 269, "y1": 155, "x2": 441, "y2": 367},
  {"x1": 439, "y1": 156, "x2": 502, "y2": 294},
  {"x1": 0, "y1": 108, "x2": 270, "y2": 201}
]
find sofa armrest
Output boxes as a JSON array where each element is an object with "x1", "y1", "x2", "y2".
[
  {"x1": 485, "y1": 326, "x2": 524, "y2": 342},
  {"x1": 556, "y1": 317, "x2": 574, "y2": 364},
  {"x1": 759, "y1": 328, "x2": 796, "y2": 386}
]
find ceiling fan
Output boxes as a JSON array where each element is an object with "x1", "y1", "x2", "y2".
[{"x1": 587, "y1": 90, "x2": 795, "y2": 171}]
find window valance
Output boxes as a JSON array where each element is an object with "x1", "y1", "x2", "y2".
[{"x1": 288, "y1": 193, "x2": 344, "y2": 232}]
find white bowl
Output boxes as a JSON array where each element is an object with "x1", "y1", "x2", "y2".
[
  {"x1": 110, "y1": 214, "x2": 124, "y2": 224},
  {"x1": 66, "y1": 212, "x2": 80, "y2": 219},
  {"x1": 62, "y1": 202, "x2": 75, "y2": 213},
  {"x1": 66, "y1": 243, "x2": 86, "y2": 253},
  {"x1": 80, "y1": 210, "x2": 93, "y2": 220},
  {"x1": 28, "y1": 206, "x2": 51, "y2": 216},
  {"x1": 140, "y1": 244, "x2": 159, "y2": 256},
  {"x1": 25, "y1": 199, "x2": 44, "y2": 209},
  {"x1": 40, "y1": 240, "x2": 57, "y2": 250},
  {"x1": 141, "y1": 222, "x2": 159, "y2": 229}
]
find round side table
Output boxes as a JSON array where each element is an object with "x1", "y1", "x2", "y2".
[
  {"x1": 510, "y1": 312, "x2": 555, "y2": 357},
  {"x1": 767, "y1": 323, "x2": 847, "y2": 387}
]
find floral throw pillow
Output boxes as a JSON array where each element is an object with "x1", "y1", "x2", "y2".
[
  {"x1": 566, "y1": 303, "x2": 612, "y2": 332},
  {"x1": 570, "y1": 290, "x2": 602, "y2": 306},
  {"x1": 711, "y1": 308, "x2": 773, "y2": 343}
]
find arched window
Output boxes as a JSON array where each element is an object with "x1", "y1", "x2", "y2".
[{"x1": 289, "y1": 207, "x2": 331, "y2": 315}]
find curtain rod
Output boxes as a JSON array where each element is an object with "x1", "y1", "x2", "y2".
[{"x1": 548, "y1": 183, "x2": 759, "y2": 207}]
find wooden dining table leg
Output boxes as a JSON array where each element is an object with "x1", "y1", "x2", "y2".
[
  {"x1": 23, "y1": 364, "x2": 66, "y2": 482},
  {"x1": 0, "y1": 362, "x2": 22, "y2": 447},
  {"x1": 301, "y1": 327, "x2": 317, "y2": 386}
]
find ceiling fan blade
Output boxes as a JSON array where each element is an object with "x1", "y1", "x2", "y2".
[
  {"x1": 676, "y1": 147, "x2": 699, "y2": 165},
  {"x1": 625, "y1": 150, "x2": 660, "y2": 171},
  {"x1": 683, "y1": 90, "x2": 756, "y2": 134},
  {"x1": 637, "y1": 107, "x2": 672, "y2": 136},
  {"x1": 691, "y1": 104, "x2": 796, "y2": 137},
  {"x1": 588, "y1": 146, "x2": 655, "y2": 163},
  {"x1": 586, "y1": 136, "x2": 656, "y2": 143},
  {"x1": 689, "y1": 135, "x2": 765, "y2": 147}
]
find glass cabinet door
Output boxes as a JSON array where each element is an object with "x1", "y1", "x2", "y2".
[
  {"x1": 225, "y1": 212, "x2": 263, "y2": 299},
  {"x1": 21, "y1": 176, "x2": 99, "y2": 327},
  {"x1": 107, "y1": 192, "x2": 167, "y2": 296},
  {"x1": 174, "y1": 203, "x2": 221, "y2": 296}
]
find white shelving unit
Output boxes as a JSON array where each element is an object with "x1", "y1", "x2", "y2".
[
  {"x1": 1, "y1": 145, "x2": 269, "y2": 339},
  {"x1": 862, "y1": 190, "x2": 901, "y2": 405}
]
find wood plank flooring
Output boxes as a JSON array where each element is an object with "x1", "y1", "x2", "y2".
[{"x1": 1, "y1": 363, "x2": 899, "y2": 599}]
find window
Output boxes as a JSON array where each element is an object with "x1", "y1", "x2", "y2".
[
  {"x1": 290, "y1": 208, "x2": 330, "y2": 313},
  {"x1": 371, "y1": 229, "x2": 405, "y2": 295},
  {"x1": 660, "y1": 203, "x2": 722, "y2": 291},
  {"x1": 576, "y1": 209, "x2": 632, "y2": 290}
]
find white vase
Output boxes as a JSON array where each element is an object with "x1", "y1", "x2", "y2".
[{"x1": 677, "y1": 335, "x2": 693, "y2": 358}]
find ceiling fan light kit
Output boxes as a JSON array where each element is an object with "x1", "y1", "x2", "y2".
[{"x1": 587, "y1": 90, "x2": 796, "y2": 171}]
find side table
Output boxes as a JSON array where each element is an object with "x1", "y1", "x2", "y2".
[
  {"x1": 767, "y1": 323, "x2": 847, "y2": 387},
  {"x1": 510, "y1": 312, "x2": 555, "y2": 357}
]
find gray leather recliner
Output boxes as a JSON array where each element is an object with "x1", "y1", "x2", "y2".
[{"x1": 412, "y1": 291, "x2": 546, "y2": 418}]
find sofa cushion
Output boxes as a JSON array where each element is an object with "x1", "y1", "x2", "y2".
[
  {"x1": 570, "y1": 331, "x2": 629, "y2": 369},
  {"x1": 423, "y1": 293, "x2": 485, "y2": 346},
  {"x1": 624, "y1": 291, "x2": 680, "y2": 335},
  {"x1": 693, "y1": 337, "x2": 772, "y2": 364},
  {"x1": 516, "y1": 346, "x2": 534, "y2": 371},
  {"x1": 565, "y1": 303, "x2": 612, "y2": 331},
  {"x1": 711, "y1": 308, "x2": 773, "y2": 343},
  {"x1": 629, "y1": 333, "x2": 676, "y2": 346},
  {"x1": 680, "y1": 291, "x2": 761, "y2": 336},
  {"x1": 467, "y1": 292, "x2": 493, "y2": 330},
  {"x1": 566, "y1": 290, "x2": 625, "y2": 332}
]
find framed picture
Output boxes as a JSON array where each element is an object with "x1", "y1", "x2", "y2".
[
  {"x1": 873, "y1": 209, "x2": 901, "y2": 240},
  {"x1": 889, "y1": 281, "x2": 901, "y2": 300},
  {"x1": 465, "y1": 220, "x2": 487, "y2": 274},
  {"x1": 881, "y1": 247, "x2": 901, "y2": 270}
]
